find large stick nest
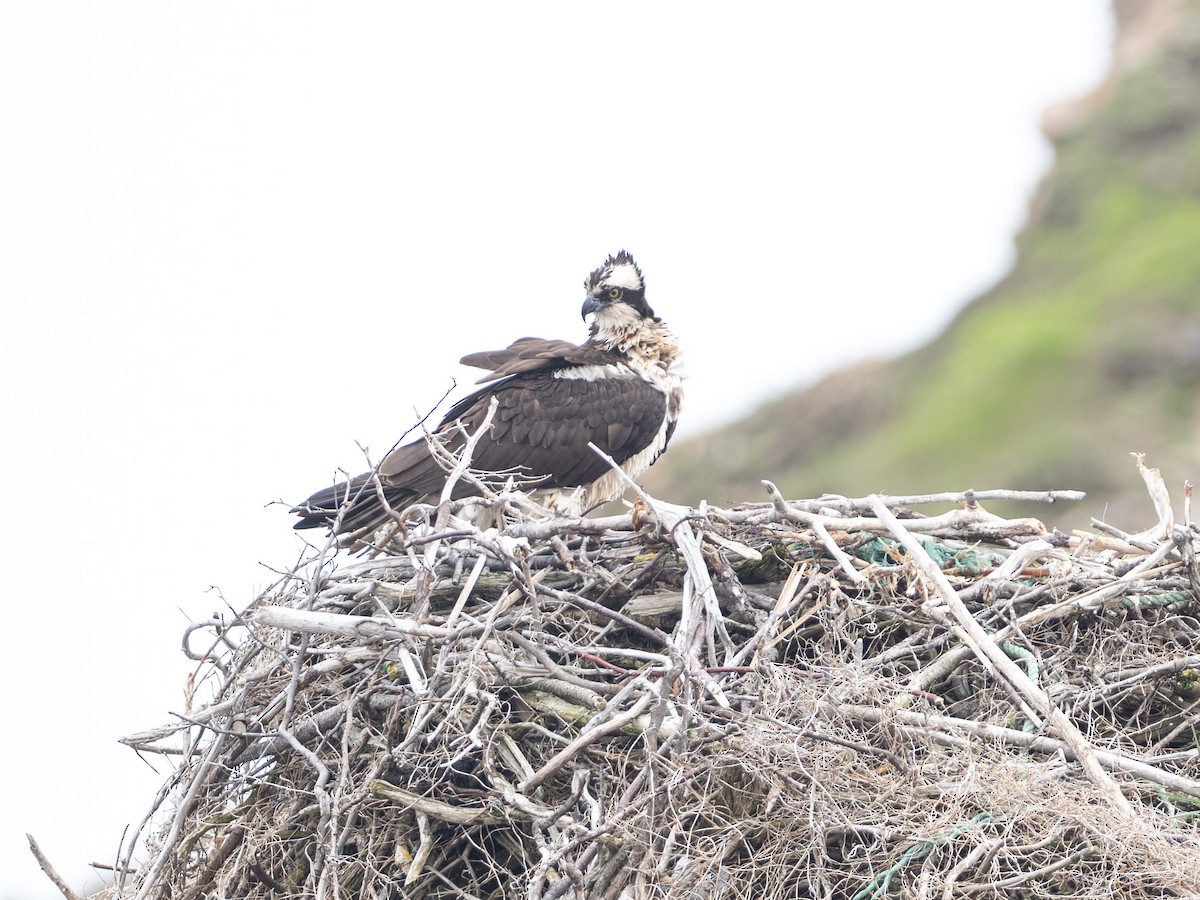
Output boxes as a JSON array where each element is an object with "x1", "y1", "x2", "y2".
[{"x1": 111, "y1": 455, "x2": 1200, "y2": 899}]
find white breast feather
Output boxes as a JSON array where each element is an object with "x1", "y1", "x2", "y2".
[
  {"x1": 584, "y1": 412, "x2": 677, "y2": 507},
  {"x1": 551, "y1": 363, "x2": 638, "y2": 382}
]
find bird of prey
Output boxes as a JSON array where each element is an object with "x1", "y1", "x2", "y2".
[{"x1": 292, "y1": 251, "x2": 683, "y2": 541}]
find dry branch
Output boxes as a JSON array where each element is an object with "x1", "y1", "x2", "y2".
[{"x1": 27, "y1": 834, "x2": 83, "y2": 900}]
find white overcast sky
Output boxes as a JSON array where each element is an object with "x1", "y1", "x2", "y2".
[{"x1": 1, "y1": 3, "x2": 1112, "y2": 897}]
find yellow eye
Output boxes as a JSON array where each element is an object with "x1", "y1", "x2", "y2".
[{"x1": 608, "y1": 288, "x2": 621, "y2": 299}]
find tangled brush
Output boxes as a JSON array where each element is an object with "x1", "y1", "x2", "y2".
[{"x1": 80, "y1": 453, "x2": 1200, "y2": 899}]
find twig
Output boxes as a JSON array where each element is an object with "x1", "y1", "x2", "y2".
[
  {"x1": 27, "y1": 835, "x2": 83, "y2": 900},
  {"x1": 520, "y1": 693, "x2": 654, "y2": 793},
  {"x1": 960, "y1": 843, "x2": 1094, "y2": 893},
  {"x1": 809, "y1": 518, "x2": 869, "y2": 585},
  {"x1": 1129, "y1": 452, "x2": 1174, "y2": 542}
]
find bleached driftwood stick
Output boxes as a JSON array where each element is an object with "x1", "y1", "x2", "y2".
[
  {"x1": 1129, "y1": 452, "x2": 1175, "y2": 542},
  {"x1": 254, "y1": 606, "x2": 466, "y2": 641},
  {"x1": 863, "y1": 488, "x2": 1084, "y2": 506},
  {"x1": 26, "y1": 835, "x2": 82, "y2": 900},
  {"x1": 809, "y1": 518, "x2": 869, "y2": 585},
  {"x1": 762, "y1": 481, "x2": 1048, "y2": 539}
]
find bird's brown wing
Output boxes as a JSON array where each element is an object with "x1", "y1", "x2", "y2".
[
  {"x1": 461, "y1": 337, "x2": 623, "y2": 383},
  {"x1": 402, "y1": 368, "x2": 668, "y2": 493}
]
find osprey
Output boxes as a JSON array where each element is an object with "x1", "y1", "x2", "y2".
[{"x1": 292, "y1": 251, "x2": 683, "y2": 540}]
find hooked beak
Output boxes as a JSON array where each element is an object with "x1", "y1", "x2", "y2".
[{"x1": 581, "y1": 294, "x2": 607, "y2": 320}]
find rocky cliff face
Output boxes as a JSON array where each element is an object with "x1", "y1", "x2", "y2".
[
  {"x1": 1043, "y1": 0, "x2": 1181, "y2": 141},
  {"x1": 646, "y1": 0, "x2": 1200, "y2": 529}
]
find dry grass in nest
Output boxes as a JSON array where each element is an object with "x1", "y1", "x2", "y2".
[{"x1": 68, "y1": 454, "x2": 1200, "y2": 899}]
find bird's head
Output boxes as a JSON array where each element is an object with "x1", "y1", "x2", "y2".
[{"x1": 581, "y1": 251, "x2": 655, "y2": 325}]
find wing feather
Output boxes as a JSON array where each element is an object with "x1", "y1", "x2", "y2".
[
  {"x1": 440, "y1": 371, "x2": 667, "y2": 490},
  {"x1": 461, "y1": 337, "x2": 629, "y2": 383}
]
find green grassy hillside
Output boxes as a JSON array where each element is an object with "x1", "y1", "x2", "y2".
[{"x1": 647, "y1": 5, "x2": 1200, "y2": 529}]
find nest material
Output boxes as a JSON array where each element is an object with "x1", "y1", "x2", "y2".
[{"x1": 111, "y1": 457, "x2": 1200, "y2": 899}]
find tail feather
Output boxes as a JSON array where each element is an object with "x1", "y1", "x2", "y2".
[
  {"x1": 291, "y1": 436, "x2": 460, "y2": 537},
  {"x1": 291, "y1": 473, "x2": 417, "y2": 535}
]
